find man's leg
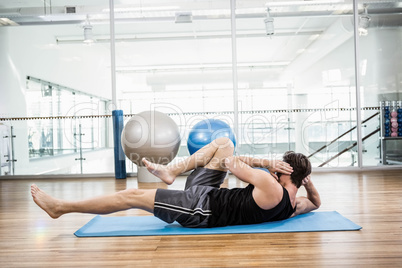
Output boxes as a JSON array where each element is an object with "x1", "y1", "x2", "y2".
[
  {"x1": 142, "y1": 137, "x2": 234, "y2": 184},
  {"x1": 31, "y1": 184, "x2": 156, "y2": 219}
]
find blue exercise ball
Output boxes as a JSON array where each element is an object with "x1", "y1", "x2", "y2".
[{"x1": 187, "y1": 119, "x2": 236, "y2": 155}]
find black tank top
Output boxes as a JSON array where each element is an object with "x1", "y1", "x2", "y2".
[{"x1": 207, "y1": 184, "x2": 295, "y2": 227}]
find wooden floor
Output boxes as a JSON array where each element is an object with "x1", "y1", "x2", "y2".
[{"x1": 1, "y1": 169, "x2": 402, "y2": 267}]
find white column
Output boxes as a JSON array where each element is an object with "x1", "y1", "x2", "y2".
[
  {"x1": 109, "y1": 0, "x2": 117, "y2": 110},
  {"x1": 293, "y1": 94, "x2": 309, "y2": 155},
  {"x1": 230, "y1": 0, "x2": 239, "y2": 148},
  {"x1": 352, "y1": 0, "x2": 363, "y2": 167}
]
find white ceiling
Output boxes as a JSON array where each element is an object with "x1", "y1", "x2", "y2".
[{"x1": 1, "y1": 0, "x2": 401, "y2": 94}]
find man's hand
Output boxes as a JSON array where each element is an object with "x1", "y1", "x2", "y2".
[
  {"x1": 234, "y1": 156, "x2": 293, "y2": 181},
  {"x1": 267, "y1": 160, "x2": 293, "y2": 175},
  {"x1": 301, "y1": 175, "x2": 311, "y2": 186}
]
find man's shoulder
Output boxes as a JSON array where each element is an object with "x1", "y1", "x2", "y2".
[{"x1": 252, "y1": 182, "x2": 284, "y2": 210}]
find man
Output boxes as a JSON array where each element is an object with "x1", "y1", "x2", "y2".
[{"x1": 31, "y1": 137, "x2": 321, "y2": 228}]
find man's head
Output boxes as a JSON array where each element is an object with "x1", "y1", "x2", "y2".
[{"x1": 279, "y1": 151, "x2": 311, "y2": 188}]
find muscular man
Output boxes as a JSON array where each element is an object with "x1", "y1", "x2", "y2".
[{"x1": 31, "y1": 137, "x2": 321, "y2": 228}]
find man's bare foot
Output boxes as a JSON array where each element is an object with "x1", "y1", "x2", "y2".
[
  {"x1": 31, "y1": 184, "x2": 63, "y2": 219},
  {"x1": 142, "y1": 158, "x2": 176, "y2": 185}
]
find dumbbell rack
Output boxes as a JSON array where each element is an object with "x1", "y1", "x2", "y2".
[{"x1": 379, "y1": 101, "x2": 402, "y2": 165}]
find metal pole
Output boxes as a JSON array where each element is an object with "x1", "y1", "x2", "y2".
[
  {"x1": 230, "y1": 0, "x2": 239, "y2": 150},
  {"x1": 74, "y1": 124, "x2": 85, "y2": 174},
  {"x1": 109, "y1": 0, "x2": 117, "y2": 110},
  {"x1": 80, "y1": 124, "x2": 83, "y2": 174},
  {"x1": 9, "y1": 126, "x2": 16, "y2": 175},
  {"x1": 352, "y1": 0, "x2": 363, "y2": 167}
]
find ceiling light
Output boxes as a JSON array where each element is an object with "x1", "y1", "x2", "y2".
[
  {"x1": 175, "y1": 12, "x2": 192, "y2": 23},
  {"x1": 358, "y1": 5, "x2": 370, "y2": 36},
  {"x1": 264, "y1": 8, "x2": 274, "y2": 35},
  {"x1": 83, "y1": 15, "x2": 95, "y2": 44},
  {"x1": 102, "y1": 6, "x2": 180, "y2": 13},
  {"x1": 265, "y1": 0, "x2": 344, "y2": 7},
  {"x1": 0, "y1": 18, "x2": 19, "y2": 26}
]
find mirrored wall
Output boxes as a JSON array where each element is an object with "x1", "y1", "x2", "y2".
[{"x1": 0, "y1": 0, "x2": 401, "y2": 176}]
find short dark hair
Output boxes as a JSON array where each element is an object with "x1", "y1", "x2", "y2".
[{"x1": 282, "y1": 151, "x2": 311, "y2": 188}]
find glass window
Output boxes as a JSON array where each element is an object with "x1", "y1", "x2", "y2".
[
  {"x1": 26, "y1": 77, "x2": 108, "y2": 159},
  {"x1": 358, "y1": 0, "x2": 402, "y2": 166},
  {"x1": 1, "y1": 1, "x2": 401, "y2": 176},
  {"x1": 235, "y1": 1, "x2": 358, "y2": 167}
]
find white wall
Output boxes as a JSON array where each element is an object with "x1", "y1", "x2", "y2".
[
  {"x1": 0, "y1": 25, "x2": 114, "y2": 175},
  {"x1": 0, "y1": 28, "x2": 30, "y2": 174}
]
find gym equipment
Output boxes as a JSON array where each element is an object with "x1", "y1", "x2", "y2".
[
  {"x1": 74, "y1": 211, "x2": 361, "y2": 237},
  {"x1": 187, "y1": 119, "x2": 236, "y2": 155},
  {"x1": 381, "y1": 101, "x2": 401, "y2": 138},
  {"x1": 380, "y1": 100, "x2": 402, "y2": 164},
  {"x1": 112, "y1": 110, "x2": 126, "y2": 179},
  {"x1": 121, "y1": 111, "x2": 181, "y2": 182}
]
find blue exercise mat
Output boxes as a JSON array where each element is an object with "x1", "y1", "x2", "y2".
[{"x1": 74, "y1": 211, "x2": 361, "y2": 237}]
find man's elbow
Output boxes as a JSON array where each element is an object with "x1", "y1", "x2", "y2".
[{"x1": 314, "y1": 199, "x2": 321, "y2": 209}]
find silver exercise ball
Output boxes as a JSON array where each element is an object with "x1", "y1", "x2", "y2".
[{"x1": 121, "y1": 111, "x2": 181, "y2": 166}]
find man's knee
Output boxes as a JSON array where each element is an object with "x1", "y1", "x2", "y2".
[
  {"x1": 211, "y1": 137, "x2": 235, "y2": 162},
  {"x1": 120, "y1": 188, "x2": 156, "y2": 212},
  {"x1": 212, "y1": 137, "x2": 234, "y2": 151}
]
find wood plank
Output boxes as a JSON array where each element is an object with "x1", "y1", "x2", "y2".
[{"x1": 1, "y1": 169, "x2": 401, "y2": 267}]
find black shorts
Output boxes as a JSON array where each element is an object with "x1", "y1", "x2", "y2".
[{"x1": 154, "y1": 167, "x2": 227, "y2": 228}]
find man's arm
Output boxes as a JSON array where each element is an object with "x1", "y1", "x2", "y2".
[
  {"x1": 224, "y1": 156, "x2": 291, "y2": 209},
  {"x1": 292, "y1": 176, "x2": 321, "y2": 217},
  {"x1": 224, "y1": 156, "x2": 275, "y2": 186},
  {"x1": 237, "y1": 156, "x2": 293, "y2": 175}
]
